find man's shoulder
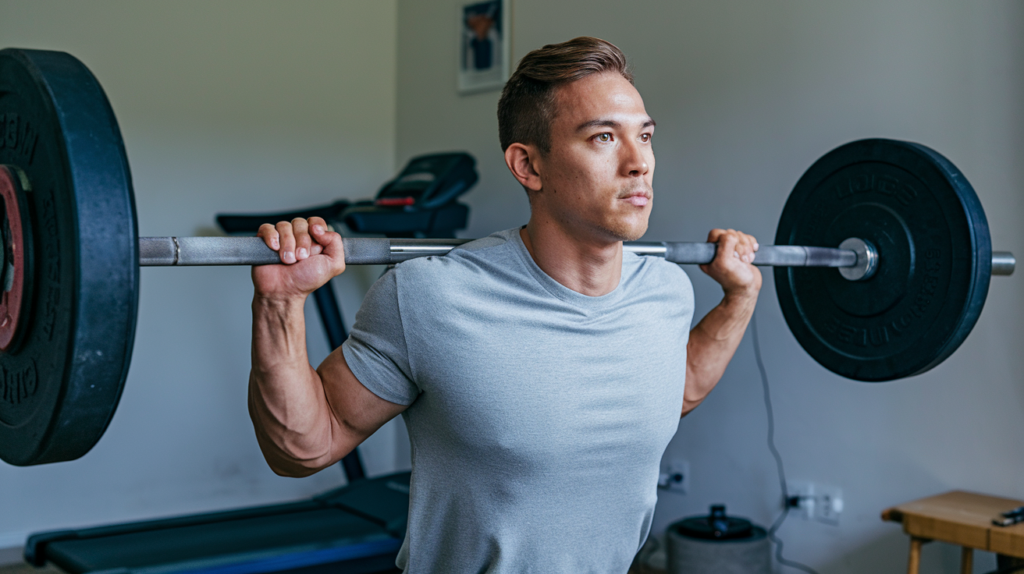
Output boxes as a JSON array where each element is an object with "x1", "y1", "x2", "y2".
[{"x1": 623, "y1": 252, "x2": 695, "y2": 303}]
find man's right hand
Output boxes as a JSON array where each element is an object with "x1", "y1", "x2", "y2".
[
  {"x1": 248, "y1": 215, "x2": 404, "y2": 477},
  {"x1": 253, "y1": 216, "x2": 346, "y2": 298}
]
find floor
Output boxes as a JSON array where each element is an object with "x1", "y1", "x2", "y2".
[{"x1": 0, "y1": 563, "x2": 62, "y2": 574}]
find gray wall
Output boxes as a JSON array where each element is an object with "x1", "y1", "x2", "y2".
[
  {"x1": 0, "y1": 0, "x2": 403, "y2": 551},
  {"x1": 395, "y1": 1, "x2": 1024, "y2": 572}
]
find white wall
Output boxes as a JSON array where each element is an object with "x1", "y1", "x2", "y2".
[
  {"x1": 395, "y1": 1, "x2": 1024, "y2": 572},
  {"x1": 0, "y1": 0, "x2": 404, "y2": 553}
]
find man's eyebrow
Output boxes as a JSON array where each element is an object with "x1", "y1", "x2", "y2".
[
  {"x1": 575, "y1": 119, "x2": 619, "y2": 132},
  {"x1": 575, "y1": 117, "x2": 656, "y2": 132}
]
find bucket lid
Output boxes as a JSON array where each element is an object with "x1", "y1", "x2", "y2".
[{"x1": 672, "y1": 504, "x2": 754, "y2": 540}]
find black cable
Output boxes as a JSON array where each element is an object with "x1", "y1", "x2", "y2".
[{"x1": 751, "y1": 312, "x2": 820, "y2": 574}]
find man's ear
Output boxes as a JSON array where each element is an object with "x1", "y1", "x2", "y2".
[{"x1": 504, "y1": 143, "x2": 544, "y2": 193}]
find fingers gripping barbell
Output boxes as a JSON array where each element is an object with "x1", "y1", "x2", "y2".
[{"x1": 0, "y1": 48, "x2": 1015, "y2": 466}]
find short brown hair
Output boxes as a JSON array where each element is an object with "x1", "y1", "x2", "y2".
[{"x1": 497, "y1": 37, "x2": 633, "y2": 154}]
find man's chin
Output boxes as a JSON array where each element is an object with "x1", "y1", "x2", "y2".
[
  {"x1": 612, "y1": 205, "x2": 651, "y2": 242},
  {"x1": 620, "y1": 228, "x2": 648, "y2": 242},
  {"x1": 606, "y1": 220, "x2": 649, "y2": 243}
]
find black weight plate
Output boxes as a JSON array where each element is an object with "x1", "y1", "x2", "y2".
[
  {"x1": 775, "y1": 139, "x2": 991, "y2": 382},
  {"x1": 0, "y1": 49, "x2": 138, "y2": 465}
]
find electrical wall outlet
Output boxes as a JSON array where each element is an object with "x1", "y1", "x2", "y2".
[
  {"x1": 785, "y1": 481, "x2": 843, "y2": 525},
  {"x1": 814, "y1": 485, "x2": 843, "y2": 525},
  {"x1": 658, "y1": 459, "x2": 690, "y2": 494}
]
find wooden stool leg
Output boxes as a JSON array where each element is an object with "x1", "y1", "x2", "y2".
[
  {"x1": 907, "y1": 537, "x2": 924, "y2": 574},
  {"x1": 960, "y1": 547, "x2": 973, "y2": 574}
]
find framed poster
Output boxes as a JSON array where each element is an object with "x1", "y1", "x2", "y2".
[{"x1": 457, "y1": 0, "x2": 511, "y2": 94}]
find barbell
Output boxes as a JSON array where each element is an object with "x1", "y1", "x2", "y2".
[{"x1": 0, "y1": 48, "x2": 1015, "y2": 466}]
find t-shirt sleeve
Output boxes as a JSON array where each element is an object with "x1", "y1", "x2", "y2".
[{"x1": 341, "y1": 269, "x2": 420, "y2": 405}]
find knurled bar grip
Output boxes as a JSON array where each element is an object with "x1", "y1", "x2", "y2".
[
  {"x1": 661, "y1": 243, "x2": 857, "y2": 267},
  {"x1": 140, "y1": 237, "x2": 282, "y2": 266},
  {"x1": 342, "y1": 237, "x2": 390, "y2": 265},
  {"x1": 138, "y1": 237, "x2": 861, "y2": 267}
]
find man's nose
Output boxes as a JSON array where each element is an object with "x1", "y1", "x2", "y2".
[{"x1": 621, "y1": 140, "x2": 649, "y2": 177}]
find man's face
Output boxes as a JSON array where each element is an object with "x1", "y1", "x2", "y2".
[{"x1": 532, "y1": 71, "x2": 655, "y2": 243}]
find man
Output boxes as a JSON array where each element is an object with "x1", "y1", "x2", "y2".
[{"x1": 249, "y1": 37, "x2": 760, "y2": 572}]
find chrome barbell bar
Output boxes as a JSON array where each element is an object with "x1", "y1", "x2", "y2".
[{"x1": 138, "y1": 236, "x2": 1016, "y2": 278}]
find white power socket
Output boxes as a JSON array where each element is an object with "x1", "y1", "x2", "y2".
[
  {"x1": 658, "y1": 459, "x2": 690, "y2": 494},
  {"x1": 815, "y1": 485, "x2": 843, "y2": 525},
  {"x1": 786, "y1": 481, "x2": 843, "y2": 525}
]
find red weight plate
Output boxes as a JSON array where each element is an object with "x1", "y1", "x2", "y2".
[{"x1": 0, "y1": 166, "x2": 28, "y2": 350}]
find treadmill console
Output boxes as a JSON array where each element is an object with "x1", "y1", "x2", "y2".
[{"x1": 373, "y1": 152, "x2": 477, "y2": 210}]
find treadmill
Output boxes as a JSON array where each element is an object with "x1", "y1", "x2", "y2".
[{"x1": 25, "y1": 153, "x2": 478, "y2": 574}]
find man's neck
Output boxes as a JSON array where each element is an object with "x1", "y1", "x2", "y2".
[{"x1": 520, "y1": 219, "x2": 623, "y2": 297}]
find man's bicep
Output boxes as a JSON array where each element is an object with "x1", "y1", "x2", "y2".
[{"x1": 317, "y1": 347, "x2": 408, "y2": 460}]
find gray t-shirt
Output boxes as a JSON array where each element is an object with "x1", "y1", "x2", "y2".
[{"x1": 342, "y1": 228, "x2": 695, "y2": 573}]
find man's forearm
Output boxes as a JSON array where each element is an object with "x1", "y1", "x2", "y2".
[
  {"x1": 249, "y1": 295, "x2": 336, "y2": 475},
  {"x1": 683, "y1": 290, "x2": 758, "y2": 415}
]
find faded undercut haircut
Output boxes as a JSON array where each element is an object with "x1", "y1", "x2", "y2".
[{"x1": 497, "y1": 36, "x2": 633, "y2": 155}]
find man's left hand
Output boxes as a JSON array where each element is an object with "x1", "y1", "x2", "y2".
[{"x1": 699, "y1": 228, "x2": 763, "y2": 298}]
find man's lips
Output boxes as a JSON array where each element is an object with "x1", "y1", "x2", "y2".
[{"x1": 620, "y1": 191, "x2": 651, "y2": 207}]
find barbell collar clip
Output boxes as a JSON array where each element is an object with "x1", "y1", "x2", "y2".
[{"x1": 837, "y1": 238, "x2": 879, "y2": 282}]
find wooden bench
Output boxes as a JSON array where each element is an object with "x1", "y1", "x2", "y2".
[{"x1": 883, "y1": 490, "x2": 1024, "y2": 574}]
